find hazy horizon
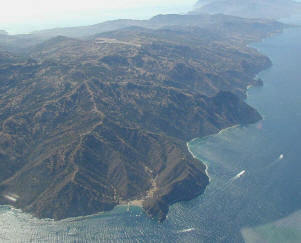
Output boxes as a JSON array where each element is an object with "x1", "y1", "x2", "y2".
[{"x1": 0, "y1": 0, "x2": 196, "y2": 35}]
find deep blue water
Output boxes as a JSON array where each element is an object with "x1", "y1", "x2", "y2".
[{"x1": 1, "y1": 15, "x2": 301, "y2": 243}]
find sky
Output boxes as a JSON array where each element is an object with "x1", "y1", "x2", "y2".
[{"x1": 0, "y1": 0, "x2": 197, "y2": 34}]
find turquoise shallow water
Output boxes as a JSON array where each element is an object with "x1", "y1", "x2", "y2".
[{"x1": 1, "y1": 15, "x2": 301, "y2": 243}]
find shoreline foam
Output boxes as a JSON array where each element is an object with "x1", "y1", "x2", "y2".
[{"x1": 186, "y1": 124, "x2": 243, "y2": 184}]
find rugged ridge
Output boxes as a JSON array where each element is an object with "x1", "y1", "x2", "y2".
[
  {"x1": 0, "y1": 15, "x2": 284, "y2": 221},
  {"x1": 0, "y1": 14, "x2": 287, "y2": 51}
]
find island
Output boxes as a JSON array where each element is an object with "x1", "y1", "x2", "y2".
[
  {"x1": 0, "y1": 13, "x2": 286, "y2": 222},
  {"x1": 193, "y1": 0, "x2": 301, "y2": 19}
]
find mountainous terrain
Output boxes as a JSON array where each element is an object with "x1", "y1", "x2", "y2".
[
  {"x1": 0, "y1": 14, "x2": 286, "y2": 51},
  {"x1": 0, "y1": 14, "x2": 286, "y2": 221},
  {"x1": 193, "y1": 0, "x2": 301, "y2": 19}
]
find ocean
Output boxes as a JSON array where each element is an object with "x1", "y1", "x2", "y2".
[{"x1": 1, "y1": 15, "x2": 301, "y2": 243}]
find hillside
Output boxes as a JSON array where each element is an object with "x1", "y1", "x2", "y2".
[
  {"x1": 0, "y1": 15, "x2": 285, "y2": 221},
  {"x1": 0, "y1": 14, "x2": 286, "y2": 51}
]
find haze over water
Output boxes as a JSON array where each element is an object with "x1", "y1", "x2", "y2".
[{"x1": 1, "y1": 15, "x2": 301, "y2": 243}]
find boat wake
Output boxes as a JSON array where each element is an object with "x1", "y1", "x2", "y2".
[
  {"x1": 177, "y1": 228, "x2": 195, "y2": 233},
  {"x1": 230, "y1": 170, "x2": 246, "y2": 182}
]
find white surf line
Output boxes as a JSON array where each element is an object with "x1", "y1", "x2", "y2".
[
  {"x1": 186, "y1": 125, "x2": 240, "y2": 183},
  {"x1": 217, "y1": 125, "x2": 240, "y2": 136},
  {"x1": 186, "y1": 125, "x2": 251, "y2": 203},
  {"x1": 186, "y1": 142, "x2": 197, "y2": 159},
  {"x1": 187, "y1": 142, "x2": 211, "y2": 182}
]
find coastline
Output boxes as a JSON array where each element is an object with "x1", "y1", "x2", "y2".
[
  {"x1": 184, "y1": 43, "x2": 275, "y2": 193},
  {"x1": 184, "y1": 31, "x2": 281, "y2": 189},
  {"x1": 0, "y1": 16, "x2": 287, "y2": 225},
  {"x1": 186, "y1": 124, "x2": 241, "y2": 184},
  {"x1": 2, "y1": 13, "x2": 301, "y2": 243},
  {"x1": 187, "y1": 141, "x2": 211, "y2": 182},
  {"x1": 0, "y1": 58, "x2": 270, "y2": 225}
]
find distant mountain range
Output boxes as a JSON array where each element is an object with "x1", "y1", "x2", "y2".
[
  {"x1": 0, "y1": 13, "x2": 287, "y2": 51},
  {"x1": 193, "y1": 0, "x2": 301, "y2": 19}
]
